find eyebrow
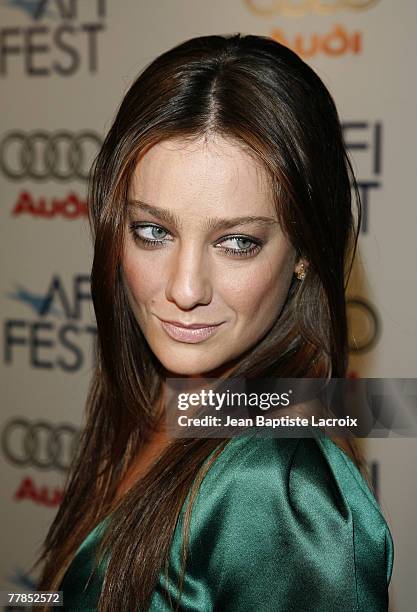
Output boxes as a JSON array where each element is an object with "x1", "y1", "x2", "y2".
[{"x1": 127, "y1": 200, "x2": 278, "y2": 232}]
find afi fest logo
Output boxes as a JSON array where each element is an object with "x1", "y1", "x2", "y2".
[
  {"x1": 3, "y1": 274, "x2": 97, "y2": 372},
  {"x1": 0, "y1": 0, "x2": 107, "y2": 76},
  {"x1": 343, "y1": 121, "x2": 383, "y2": 235},
  {"x1": 244, "y1": 0, "x2": 381, "y2": 17}
]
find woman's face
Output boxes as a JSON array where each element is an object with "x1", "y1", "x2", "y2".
[{"x1": 122, "y1": 134, "x2": 298, "y2": 377}]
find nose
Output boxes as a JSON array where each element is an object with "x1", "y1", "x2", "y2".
[{"x1": 165, "y1": 243, "x2": 213, "y2": 310}]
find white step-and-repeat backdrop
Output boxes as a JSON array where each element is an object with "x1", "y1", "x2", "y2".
[{"x1": 1, "y1": 1, "x2": 416, "y2": 610}]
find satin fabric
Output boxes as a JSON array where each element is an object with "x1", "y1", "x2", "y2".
[{"x1": 60, "y1": 431, "x2": 394, "y2": 611}]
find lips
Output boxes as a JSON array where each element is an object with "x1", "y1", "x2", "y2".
[{"x1": 158, "y1": 318, "x2": 224, "y2": 344}]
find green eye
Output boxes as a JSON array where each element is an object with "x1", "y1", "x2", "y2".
[
  {"x1": 148, "y1": 226, "x2": 167, "y2": 239},
  {"x1": 129, "y1": 223, "x2": 171, "y2": 245},
  {"x1": 235, "y1": 238, "x2": 253, "y2": 249},
  {"x1": 216, "y1": 235, "x2": 263, "y2": 257},
  {"x1": 128, "y1": 223, "x2": 263, "y2": 258}
]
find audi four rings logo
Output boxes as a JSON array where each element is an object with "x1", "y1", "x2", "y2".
[
  {"x1": 244, "y1": 0, "x2": 381, "y2": 16},
  {"x1": 1, "y1": 418, "x2": 80, "y2": 471},
  {"x1": 0, "y1": 131, "x2": 102, "y2": 181},
  {"x1": 347, "y1": 297, "x2": 381, "y2": 353}
]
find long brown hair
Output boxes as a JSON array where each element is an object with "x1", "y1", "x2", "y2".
[{"x1": 34, "y1": 33, "x2": 365, "y2": 610}]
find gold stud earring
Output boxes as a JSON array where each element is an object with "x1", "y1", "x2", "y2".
[{"x1": 295, "y1": 262, "x2": 306, "y2": 281}]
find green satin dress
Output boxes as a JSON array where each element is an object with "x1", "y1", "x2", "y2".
[{"x1": 60, "y1": 431, "x2": 394, "y2": 611}]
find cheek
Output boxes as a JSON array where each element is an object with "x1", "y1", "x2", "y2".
[
  {"x1": 122, "y1": 250, "x2": 162, "y2": 307},
  {"x1": 218, "y1": 257, "x2": 293, "y2": 320}
]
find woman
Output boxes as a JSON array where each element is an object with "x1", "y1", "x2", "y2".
[{"x1": 34, "y1": 34, "x2": 393, "y2": 611}]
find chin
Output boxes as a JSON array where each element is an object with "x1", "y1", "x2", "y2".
[
  {"x1": 160, "y1": 359, "x2": 219, "y2": 377},
  {"x1": 152, "y1": 346, "x2": 229, "y2": 378}
]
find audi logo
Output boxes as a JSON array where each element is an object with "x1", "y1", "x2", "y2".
[
  {"x1": 347, "y1": 297, "x2": 381, "y2": 353},
  {"x1": 0, "y1": 130, "x2": 102, "y2": 181},
  {"x1": 1, "y1": 418, "x2": 80, "y2": 472},
  {"x1": 244, "y1": 0, "x2": 381, "y2": 16}
]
